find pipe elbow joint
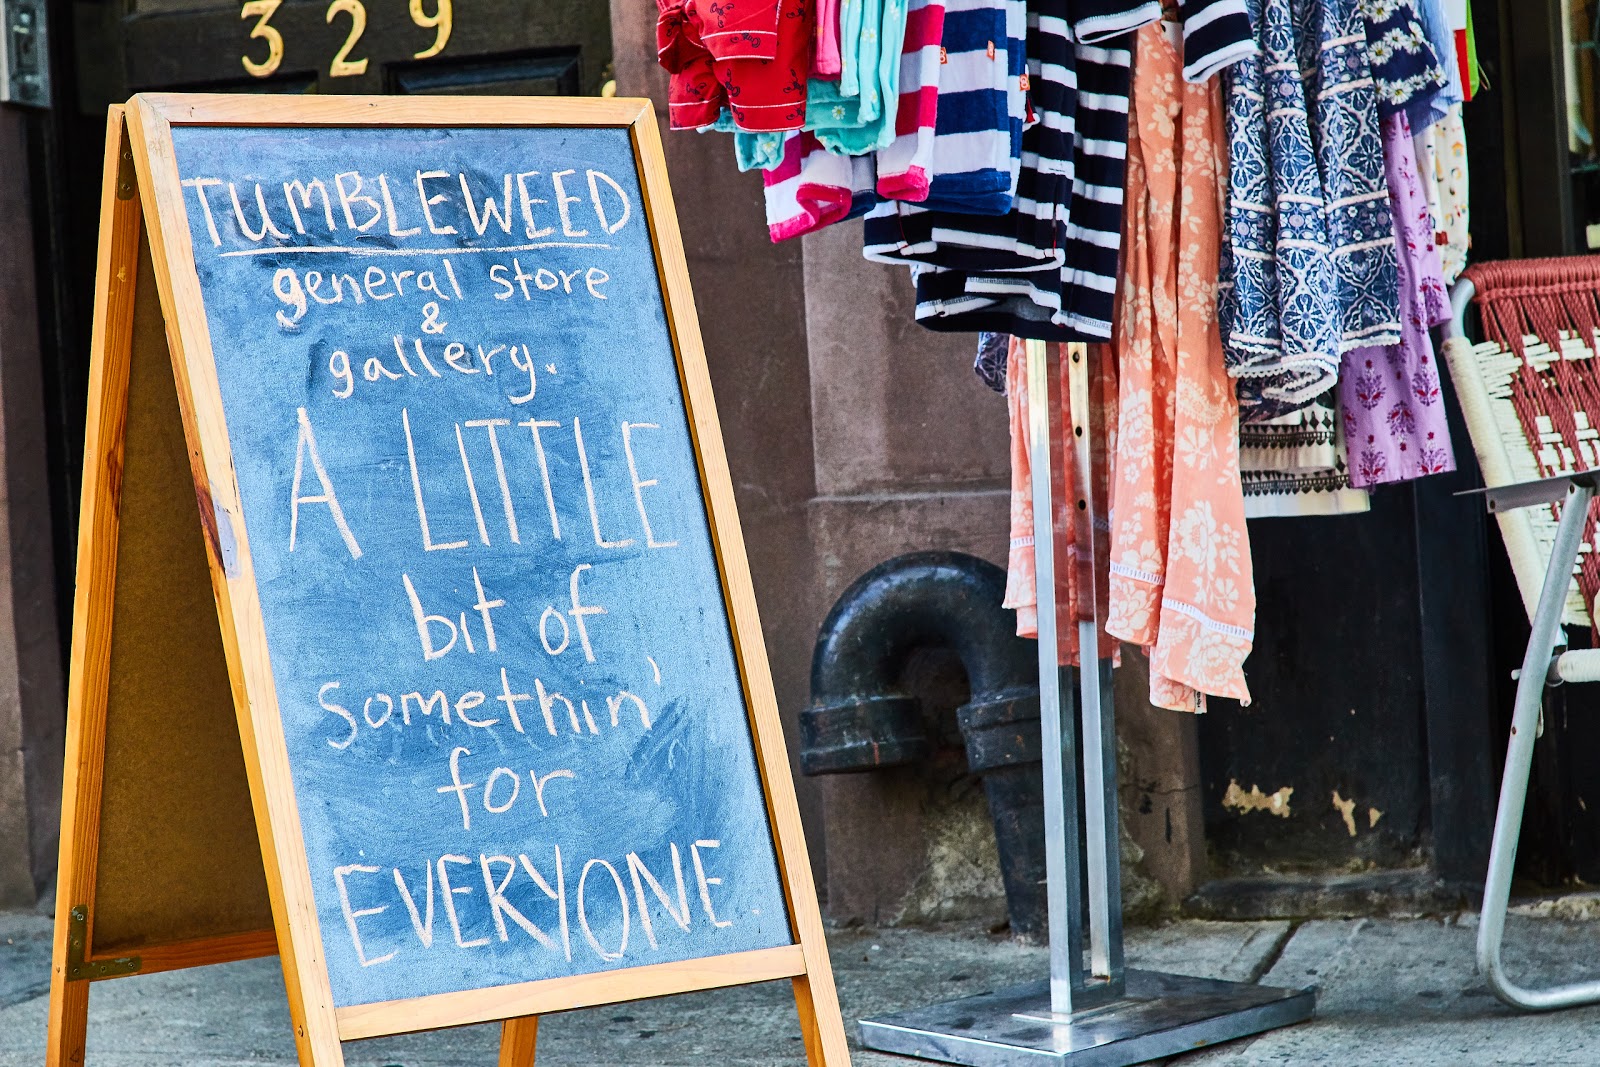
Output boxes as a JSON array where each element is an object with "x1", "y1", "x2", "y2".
[{"x1": 800, "y1": 551, "x2": 1037, "y2": 775}]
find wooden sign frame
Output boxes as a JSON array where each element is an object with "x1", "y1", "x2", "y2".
[{"x1": 47, "y1": 95, "x2": 849, "y2": 1067}]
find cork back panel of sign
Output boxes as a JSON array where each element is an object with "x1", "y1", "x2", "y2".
[{"x1": 89, "y1": 234, "x2": 273, "y2": 952}]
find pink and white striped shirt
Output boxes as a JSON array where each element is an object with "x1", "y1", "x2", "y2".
[
  {"x1": 762, "y1": 132, "x2": 875, "y2": 241},
  {"x1": 875, "y1": 0, "x2": 946, "y2": 201}
]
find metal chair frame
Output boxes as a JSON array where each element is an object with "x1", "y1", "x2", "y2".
[{"x1": 1449, "y1": 276, "x2": 1600, "y2": 1010}]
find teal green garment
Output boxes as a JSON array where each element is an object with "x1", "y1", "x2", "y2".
[
  {"x1": 814, "y1": 0, "x2": 904, "y2": 154},
  {"x1": 738, "y1": 131, "x2": 787, "y2": 171},
  {"x1": 838, "y1": 0, "x2": 867, "y2": 97},
  {"x1": 728, "y1": 128, "x2": 789, "y2": 174},
  {"x1": 736, "y1": 131, "x2": 786, "y2": 171},
  {"x1": 708, "y1": 113, "x2": 786, "y2": 171},
  {"x1": 727, "y1": 0, "x2": 906, "y2": 164}
]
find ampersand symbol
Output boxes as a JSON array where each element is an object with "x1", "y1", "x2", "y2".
[{"x1": 420, "y1": 301, "x2": 447, "y2": 334}]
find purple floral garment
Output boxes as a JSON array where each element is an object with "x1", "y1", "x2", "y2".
[{"x1": 1339, "y1": 111, "x2": 1455, "y2": 488}]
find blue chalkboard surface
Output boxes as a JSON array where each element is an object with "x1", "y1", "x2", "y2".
[{"x1": 167, "y1": 124, "x2": 792, "y2": 1008}]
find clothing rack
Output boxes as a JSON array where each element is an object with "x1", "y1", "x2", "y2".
[{"x1": 856, "y1": 341, "x2": 1315, "y2": 1066}]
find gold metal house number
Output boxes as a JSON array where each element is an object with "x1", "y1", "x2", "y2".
[{"x1": 240, "y1": 0, "x2": 452, "y2": 79}]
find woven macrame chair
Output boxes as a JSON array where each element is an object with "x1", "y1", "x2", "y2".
[{"x1": 1444, "y1": 256, "x2": 1600, "y2": 1011}]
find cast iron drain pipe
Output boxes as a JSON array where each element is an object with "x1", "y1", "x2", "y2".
[{"x1": 800, "y1": 551, "x2": 1049, "y2": 937}]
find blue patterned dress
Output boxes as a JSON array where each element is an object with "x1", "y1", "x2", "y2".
[{"x1": 1220, "y1": 0, "x2": 1401, "y2": 420}]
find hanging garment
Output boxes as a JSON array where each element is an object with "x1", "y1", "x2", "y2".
[
  {"x1": 906, "y1": 30, "x2": 1135, "y2": 339},
  {"x1": 1361, "y1": 0, "x2": 1448, "y2": 125},
  {"x1": 859, "y1": 0, "x2": 1024, "y2": 226},
  {"x1": 1239, "y1": 394, "x2": 1372, "y2": 516},
  {"x1": 1339, "y1": 112, "x2": 1456, "y2": 487},
  {"x1": 1412, "y1": 118, "x2": 1446, "y2": 265},
  {"x1": 1220, "y1": 0, "x2": 1339, "y2": 412},
  {"x1": 1303, "y1": 0, "x2": 1403, "y2": 356},
  {"x1": 891, "y1": 0, "x2": 1022, "y2": 212},
  {"x1": 815, "y1": 0, "x2": 910, "y2": 152},
  {"x1": 1003, "y1": 339, "x2": 1120, "y2": 666},
  {"x1": 875, "y1": 0, "x2": 947, "y2": 199},
  {"x1": 729, "y1": 121, "x2": 789, "y2": 171},
  {"x1": 814, "y1": 0, "x2": 844, "y2": 75},
  {"x1": 731, "y1": 0, "x2": 910, "y2": 159},
  {"x1": 1418, "y1": 102, "x2": 1469, "y2": 284},
  {"x1": 1178, "y1": 0, "x2": 1258, "y2": 79},
  {"x1": 1442, "y1": 0, "x2": 1479, "y2": 99},
  {"x1": 864, "y1": 0, "x2": 1055, "y2": 272},
  {"x1": 1221, "y1": 0, "x2": 1400, "y2": 419},
  {"x1": 1004, "y1": 338, "x2": 1065, "y2": 646},
  {"x1": 658, "y1": 0, "x2": 814, "y2": 133},
  {"x1": 975, "y1": 331, "x2": 1009, "y2": 391},
  {"x1": 1414, "y1": 0, "x2": 1462, "y2": 124},
  {"x1": 762, "y1": 131, "x2": 878, "y2": 239},
  {"x1": 884, "y1": 0, "x2": 1256, "y2": 341},
  {"x1": 1105, "y1": 23, "x2": 1254, "y2": 712}
]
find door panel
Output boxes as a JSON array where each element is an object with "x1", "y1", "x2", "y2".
[
  {"x1": 389, "y1": 47, "x2": 580, "y2": 95},
  {"x1": 109, "y1": 0, "x2": 606, "y2": 99}
]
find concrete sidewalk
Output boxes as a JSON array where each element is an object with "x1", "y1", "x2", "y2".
[{"x1": 2, "y1": 910, "x2": 1598, "y2": 1065}]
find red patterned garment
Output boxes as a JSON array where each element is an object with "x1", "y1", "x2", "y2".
[
  {"x1": 1002, "y1": 338, "x2": 1121, "y2": 671},
  {"x1": 656, "y1": 0, "x2": 814, "y2": 133}
]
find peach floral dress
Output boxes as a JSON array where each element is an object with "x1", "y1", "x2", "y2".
[
  {"x1": 1003, "y1": 26, "x2": 1255, "y2": 710},
  {"x1": 1104, "y1": 24, "x2": 1254, "y2": 712}
]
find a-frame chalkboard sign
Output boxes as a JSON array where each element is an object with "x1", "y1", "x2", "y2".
[{"x1": 47, "y1": 95, "x2": 849, "y2": 1067}]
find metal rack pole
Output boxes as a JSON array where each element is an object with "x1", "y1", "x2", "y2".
[
  {"x1": 1024, "y1": 338, "x2": 1086, "y2": 1013},
  {"x1": 1064, "y1": 341, "x2": 1125, "y2": 991},
  {"x1": 857, "y1": 340, "x2": 1316, "y2": 1066}
]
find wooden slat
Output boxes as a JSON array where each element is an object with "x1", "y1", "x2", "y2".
[
  {"x1": 497, "y1": 1017, "x2": 539, "y2": 1067},
  {"x1": 126, "y1": 95, "x2": 348, "y2": 1067},
  {"x1": 47, "y1": 106, "x2": 142, "y2": 1067},
  {"x1": 134, "y1": 93, "x2": 650, "y2": 128},
  {"x1": 628, "y1": 105, "x2": 853, "y2": 1067},
  {"x1": 88, "y1": 928, "x2": 278, "y2": 978},
  {"x1": 336, "y1": 945, "x2": 808, "y2": 1041}
]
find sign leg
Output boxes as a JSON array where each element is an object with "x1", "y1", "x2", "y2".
[
  {"x1": 793, "y1": 972, "x2": 852, "y2": 1066},
  {"x1": 497, "y1": 1016, "x2": 538, "y2": 1066},
  {"x1": 47, "y1": 102, "x2": 139, "y2": 1067},
  {"x1": 45, "y1": 976, "x2": 89, "y2": 1067}
]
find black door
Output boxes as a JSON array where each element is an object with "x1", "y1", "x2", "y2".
[{"x1": 101, "y1": 0, "x2": 609, "y2": 98}]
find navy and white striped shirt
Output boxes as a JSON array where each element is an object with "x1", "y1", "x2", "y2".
[
  {"x1": 929, "y1": 0, "x2": 1025, "y2": 213},
  {"x1": 867, "y1": 0, "x2": 1257, "y2": 342}
]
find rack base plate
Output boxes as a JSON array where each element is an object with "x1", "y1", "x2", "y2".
[{"x1": 857, "y1": 969, "x2": 1315, "y2": 1066}]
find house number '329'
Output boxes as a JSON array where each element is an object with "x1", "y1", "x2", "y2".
[{"x1": 240, "y1": 0, "x2": 452, "y2": 78}]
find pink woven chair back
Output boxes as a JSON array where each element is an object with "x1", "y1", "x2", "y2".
[{"x1": 1466, "y1": 257, "x2": 1600, "y2": 627}]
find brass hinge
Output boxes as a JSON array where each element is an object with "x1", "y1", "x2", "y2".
[
  {"x1": 65, "y1": 906, "x2": 140, "y2": 981},
  {"x1": 116, "y1": 126, "x2": 136, "y2": 201}
]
